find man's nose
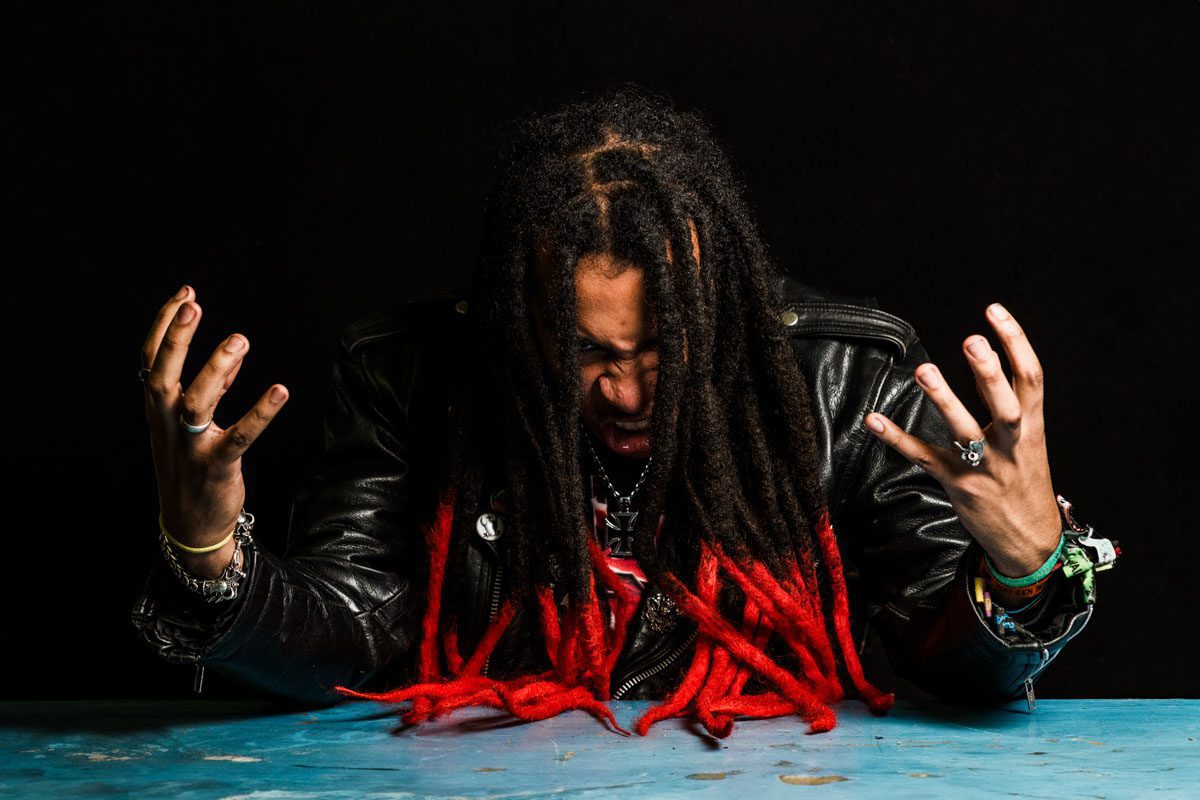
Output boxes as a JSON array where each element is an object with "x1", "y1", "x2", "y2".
[{"x1": 598, "y1": 363, "x2": 655, "y2": 415}]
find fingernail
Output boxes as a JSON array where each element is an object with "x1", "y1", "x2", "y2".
[
  {"x1": 177, "y1": 303, "x2": 195, "y2": 323},
  {"x1": 865, "y1": 414, "x2": 885, "y2": 432},
  {"x1": 967, "y1": 337, "x2": 989, "y2": 359},
  {"x1": 224, "y1": 335, "x2": 245, "y2": 353},
  {"x1": 917, "y1": 366, "x2": 941, "y2": 389},
  {"x1": 270, "y1": 386, "x2": 286, "y2": 403},
  {"x1": 988, "y1": 303, "x2": 1009, "y2": 320},
  {"x1": 173, "y1": 285, "x2": 190, "y2": 300}
]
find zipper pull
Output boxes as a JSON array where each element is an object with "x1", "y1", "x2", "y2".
[
  {"x1": 1023, "y1": 677, "x2": 1036, "y2": 712},
  {"x1": 193, "y1": 664, "x2": 206, "y2": 694}
]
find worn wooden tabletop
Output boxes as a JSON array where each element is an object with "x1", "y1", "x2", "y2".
[{"x1": 0, "y1": 698, "x2": 1195, "y2": 798}]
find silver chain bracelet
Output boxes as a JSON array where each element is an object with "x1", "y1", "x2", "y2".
[{"x1": 158, "y1": 509, "x2": 255, "y2": 603}]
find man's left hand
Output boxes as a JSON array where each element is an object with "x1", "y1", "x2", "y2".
[{"x1": 863, "y1": 302, "x2": 1062, "y2": 578}]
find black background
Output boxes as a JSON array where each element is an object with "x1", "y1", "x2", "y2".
[{"x1": 19, "y1": 1, "x2": 1196, "y2": 700}]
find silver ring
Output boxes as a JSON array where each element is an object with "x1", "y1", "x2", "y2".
[
  {"x1": 954, "y1": 437, "x2": 986, "y2": 467},
  {"x1": 179, "y1": 412, "x2": 214, "y2": 434},
  {"x1": 138, "y1": 367, "x2": 152, "y2": 384}
]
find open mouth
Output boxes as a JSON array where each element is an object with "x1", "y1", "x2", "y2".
[{"x1": 602, "y1": 419, "x2": 652, "y2": 457}]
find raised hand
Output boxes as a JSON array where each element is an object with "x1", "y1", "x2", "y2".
[
  {"x1": 862, "y1": 302, "x2": 1062, "y2": 578},
  {"x1": 140, "y1": 285, "x2": 289, "y2": 571}
]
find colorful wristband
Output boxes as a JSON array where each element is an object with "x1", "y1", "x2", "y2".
[
  {"x1": 982, "y1": 532, "x2": 1066, "y2": 588},
  {"x1": 978, "y1": 555, "x2": 1058, "y2": 599}
]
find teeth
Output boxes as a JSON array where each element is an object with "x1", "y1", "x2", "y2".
[{"x1": 614, "y1": 419, "x2": 650, "y2": 432}]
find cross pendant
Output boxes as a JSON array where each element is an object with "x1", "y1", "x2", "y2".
[{"x1": 604, "y1": 498, "x2": 638, "y2": 556}]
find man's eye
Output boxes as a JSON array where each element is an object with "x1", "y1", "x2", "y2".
[{"x1": 577, "y1": 338, "x2": 658, "y2": 356}]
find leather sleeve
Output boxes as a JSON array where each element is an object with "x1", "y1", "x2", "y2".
[
  {"x1": 838, "y1": 335, "x2": 1095, "y2": 705},
  {"x1": 130, "y1": 332, "x2": 428, "y2": 707}
]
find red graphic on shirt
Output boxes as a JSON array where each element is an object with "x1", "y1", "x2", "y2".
[{"x1": 589, "y1": 474, "x2": 665, "y2": 627}]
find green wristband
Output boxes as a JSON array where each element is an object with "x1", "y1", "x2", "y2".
[{"x1": 983, "y1": 532, "x2": 1066, "y2": 588}]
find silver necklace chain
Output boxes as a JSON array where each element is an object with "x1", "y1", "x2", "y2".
[{"x1": 580, "y1": 419, "x2": 653, "y2": 512}]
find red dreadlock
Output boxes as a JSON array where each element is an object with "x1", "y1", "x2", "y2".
[{"x1": 333, "y1": 487, "x2": 894, "y2": 737}]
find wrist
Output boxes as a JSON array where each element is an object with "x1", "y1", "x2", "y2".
[
  {"x1": 158, "y1": 509, "x2": 255, "y2": 603},
  {"x1": 982, "y1": 533, "x2": 1065, "y2": 586},
  {"x1": 176, "y1": 538, "x2": 239, "y2": 580},
  {"x1": 977, "y1": 557, "x2": 1055, "y2": 603},
  {"x1": 984, "y1": 521, "x2": 1065, "y2": 578}
]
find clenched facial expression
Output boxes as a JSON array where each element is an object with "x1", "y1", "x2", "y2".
[{"x1": 530, "y1": 220, "x2": 701, "y2": 461}]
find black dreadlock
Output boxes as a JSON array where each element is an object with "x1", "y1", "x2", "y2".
[{"x1": 441, "y1": 81, "x2": 829, "y2": 643}]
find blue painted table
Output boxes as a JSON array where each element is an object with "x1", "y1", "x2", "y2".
[{"x1": 1, "y1": 699, "x2": 1195, "y2": 798}]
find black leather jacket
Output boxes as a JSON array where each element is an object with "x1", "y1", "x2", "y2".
[{"x1": 131, "y1": 272, "x2": 1096, "y2": 709}]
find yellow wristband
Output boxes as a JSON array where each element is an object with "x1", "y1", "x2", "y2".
[{"x1": 159, "y1": 512, "x2": 236, "y2": 554}]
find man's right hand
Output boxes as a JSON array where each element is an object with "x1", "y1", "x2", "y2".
[{"x1": 141, "y1": 285, "x2": 289, "y2": 578}]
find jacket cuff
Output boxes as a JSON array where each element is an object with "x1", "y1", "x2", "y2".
[
  {"x1": 130, "y1": 541, "x2": 261, "y2": 665},
  {"x1": 895, "y1": 539, "x2": 1094, "y2": 704}
]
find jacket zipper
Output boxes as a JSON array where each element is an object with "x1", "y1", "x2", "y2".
[
  {"x1": 481, "y1": 562, "x2": 504, "y2": 677},
  {"x1": 193, "y1": 664, "x2": 205, "y2": 694},
  {"x1": 610, "y1": 628, "x2": 698, "y2": 700},
  {"x1": 1023, "y1": 643, "x2": 1052, "y2": 712},
  {"x1": 979, "y1": 611, "x2": 1054, "y2": 711}
]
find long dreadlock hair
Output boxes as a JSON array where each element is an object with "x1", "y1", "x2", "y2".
[{"x1": 334, "y1": 83, "x2": 893, "y2": 737}]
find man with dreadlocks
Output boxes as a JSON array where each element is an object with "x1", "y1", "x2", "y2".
[{"x1": 134, "y1": 84, "x2": 1112, "y2": 739}]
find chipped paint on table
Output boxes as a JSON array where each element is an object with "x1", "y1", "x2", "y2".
[{"x1": 0, "y1": 699, "x2": 1195, "y2": 798}]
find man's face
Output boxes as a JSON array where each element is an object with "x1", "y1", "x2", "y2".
[{"x1": 530, "y1": 222, "x2": 700, "y2": 461}]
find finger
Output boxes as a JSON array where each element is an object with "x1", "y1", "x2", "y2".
[
  {"x1": 985, "y1": 303, "x2": 1045, "y2": 413},
  {"x1": 913, "y1": 363, "x2": 985, "y2": 444},
  {"x1": 144, "y1": 300, "x2": 202, "y2": 411},
  {"x1": 141, "y1": 284, "x2": 193, "y2": 370},
  {"x1": 179, "y1": 334, "x2": 249, "y2": 428},
  {"x1": 215, "y1": 349, "x2": 246, "y2": 404},
  {"x1": 864, "y1": 411, "x2": 952, "y2": 482},
  {"x1": 212, "y1": 384, "x2": 290, "y2": 464},
  {"x1": 963, "y1": 333, "x2": 1023, "y2": 445}
]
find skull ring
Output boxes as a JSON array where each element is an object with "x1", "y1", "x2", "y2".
[{"x1": 954, "y1": 437, "x2": 986, "y2": 467}]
